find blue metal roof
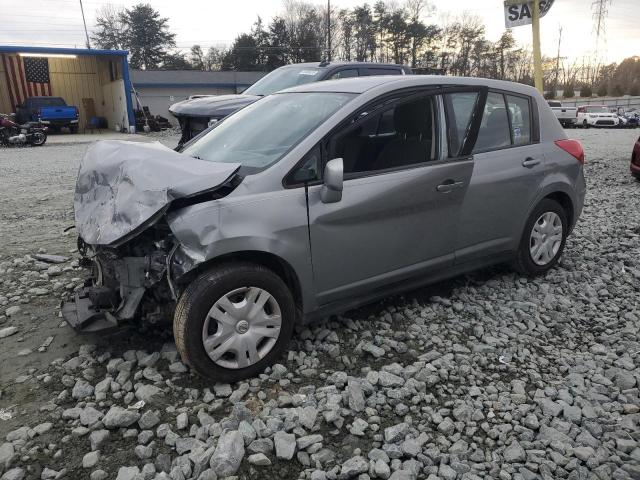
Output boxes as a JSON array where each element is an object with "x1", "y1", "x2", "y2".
[
  {"x1": 133, "y1": 82, "x2": 253, "y2": 89},
  {"x1": 0, "y1": 45, "x2": 128, "y2": 56}
]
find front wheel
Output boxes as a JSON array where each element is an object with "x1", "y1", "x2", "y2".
[
  {"x1": 173, "y1": 262, "x2": 296, "y2": 383},
  {"x1": 514, "y1": 199, "x2": 568, "y2": 276},
  {"x1": 583, "y1": 120, "x2": 590, "y2": 129}
]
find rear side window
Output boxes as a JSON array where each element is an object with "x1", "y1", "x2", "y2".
[
  {"x1": 365, "y1": 68, "x2": 402, "y2": 76},
  {"x1": 506, "y1": 95, "x2": 531, "y2": 145},
  {"x1": 473, "y1": 92, "x2": 511, "y2": 152},
  {"x1": 330, "y1": 69, "x2": 358, "y2": 79},
  {"x1": 443, "y1": 92, "x2": 478, "y2": 157}
]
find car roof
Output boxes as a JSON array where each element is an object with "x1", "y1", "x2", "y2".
[{"x1": 280, "y1": 75, "x2": 540, "y2": 97}]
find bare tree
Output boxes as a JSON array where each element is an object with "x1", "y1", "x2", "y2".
[{"x1": 92, "y1": 4, "x2": 127, "y2": 50}]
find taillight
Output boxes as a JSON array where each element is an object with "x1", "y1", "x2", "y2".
[
  {"x1": 555, "y1": 139, "x2": 585, "y2": 165},
  {"x1": 74, "y1": 107, "x2": 79, "y2": 118}
]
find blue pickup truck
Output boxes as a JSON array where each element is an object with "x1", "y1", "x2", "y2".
[{"x1": 16, "y1": 97, "x2": 79, "y2": 133}]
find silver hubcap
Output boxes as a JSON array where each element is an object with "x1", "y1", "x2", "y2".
[
  {"x1": 202, "y1": 287, "x2": 282, "y2": 370},
  {"x1": 529, "y1": 211, "x2": 563, "y2": 266}
]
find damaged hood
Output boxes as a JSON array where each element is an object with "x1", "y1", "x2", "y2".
[{"x1": 75, "y1": 140, "x2": 240, "y2": 246}]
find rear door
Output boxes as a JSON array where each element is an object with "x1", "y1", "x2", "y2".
[{"x1": 453, "y1": 90, "x2": 545, "y2": 263}]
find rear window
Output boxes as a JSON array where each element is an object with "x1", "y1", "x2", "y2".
[
  {"x1": 585, "y1": 106, "x2": 609, "y2": 113},
  {"x1": 30, "y1": 97, "x2": 66, "y2": 107}
]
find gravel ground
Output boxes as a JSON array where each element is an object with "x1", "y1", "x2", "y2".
[{"x1": 0, "y1": 128, "x2": 639, "y2": 480}]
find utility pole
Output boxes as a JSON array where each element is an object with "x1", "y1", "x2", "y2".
[
  {"x1": 327, "y1": 0, "x2": 332, "y2": 61},
  {"x1": 532, "y1": 0, "x2": 543, "y2": 94},
  {"x1": 591, "y1": 0, "x2": 611, "y2": 84},
  {"x1": 79, "y1": 0, "x2": 91, "y2": 49},
  {"x1": 553, "y1": 26, "x2": 562, "y2": 95}
]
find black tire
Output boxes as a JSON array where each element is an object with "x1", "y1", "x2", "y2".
[
  {"x1": 30, "y1": 131, "x2": 47, "y2": 146},
  {"x1": 583, "y1": 120, "x2": 590, "y2": 129},
  {"x1": 173, "y1": 262, "x2": 296, "y2": 383},
  {"x1": 69, "y1": 126, "x2": 79, "y2": 134},
  {"x1": 513, "y1": 198, "x2": 568, "y2": 276}
]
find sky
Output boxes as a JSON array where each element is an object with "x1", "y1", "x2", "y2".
[{"x1": 0, "y1": 0, "x2": 637, "y2": 64}]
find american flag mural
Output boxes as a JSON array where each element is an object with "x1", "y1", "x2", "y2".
[{"x1": 1, "y1": 54, "x2": 52, "y2": 107}]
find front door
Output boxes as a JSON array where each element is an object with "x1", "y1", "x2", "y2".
[{"x1": 305, "y1": 90, "x2": 483, "y2": 305}]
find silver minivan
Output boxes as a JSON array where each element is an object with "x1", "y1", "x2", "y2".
[{"x1": 64, "y1": 76, "x2": 586, "y2": 382}]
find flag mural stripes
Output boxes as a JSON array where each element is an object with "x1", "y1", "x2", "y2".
[{"x1": 1, "y1": 54, "x2": 52, "y2": 107}]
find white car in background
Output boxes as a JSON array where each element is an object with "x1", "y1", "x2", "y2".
[{"x1": 576, "y1": 105, "x2": 619, "y2": 128}]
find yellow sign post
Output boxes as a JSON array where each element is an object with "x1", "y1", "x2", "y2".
[
  {"x1": 504, "y1": 0, "x2": 552, "y2": 94},
  {"x1": 531, "y1": 1, "x2": 544, "y2": 94}
]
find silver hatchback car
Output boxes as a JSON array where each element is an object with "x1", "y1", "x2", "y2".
[{"x1": 63, "y1": 76, "x2": 586, "y2": 382}]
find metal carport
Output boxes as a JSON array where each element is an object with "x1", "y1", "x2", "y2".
[{"x1": 0, "y1": 45, "x2": 135, "y2": 132}]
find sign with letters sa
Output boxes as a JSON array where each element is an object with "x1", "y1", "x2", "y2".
[{"x1": 504, "y1": 0, "x2": 555, "y2": 28}]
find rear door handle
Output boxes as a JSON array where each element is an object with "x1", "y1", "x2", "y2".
[
  {"x1": 436, "y1": 181, "x2": 464, "y2": 193},
  {"x1": 522, "y1": 157, "x2": 541, "y2": 167}
]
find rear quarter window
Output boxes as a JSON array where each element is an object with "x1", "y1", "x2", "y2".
[{"x1": 365, "y1": 68, "x2": 402, "y2": 76}]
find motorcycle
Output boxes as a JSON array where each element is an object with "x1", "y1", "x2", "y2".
[{"x1": 0, "y1": 113, "x2": 47, "y2": 146}]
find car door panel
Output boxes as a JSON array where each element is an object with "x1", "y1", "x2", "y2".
[
  {"x1": 307, "y1": 159, "x2": 473, "y2": 305},
  {"x1": 455, "y1": 144, "x2": 545, "y2": 262}
]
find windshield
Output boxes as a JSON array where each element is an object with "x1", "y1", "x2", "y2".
[
  {"x1": 182, "y1": 92, "x2": 355, "y2": 173},
  {"x1": 244, "y1": 66, "x2": 322, "y2": 96},
  {"x1": 586, "y1": 106, "x2": 609, "y2": 113}
]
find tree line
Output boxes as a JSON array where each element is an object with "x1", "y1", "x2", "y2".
[{"x1": 91, "y1": 1, "x2": 640, "y2": 97}]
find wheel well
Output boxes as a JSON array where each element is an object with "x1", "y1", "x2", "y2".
[
  {"x1": 177, "y1": 251, "x2": 303, "y2": 314},
  {"x1": 545, "y1": 191, "x2": 574, "y2": 228}
]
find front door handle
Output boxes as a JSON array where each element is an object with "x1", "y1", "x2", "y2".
[
  {"x1": 522, "y1": 157, "x2": 541, "y2": 167},
  {"x1": 436, "y1": 181, "x2": 464, "y2": 193}
]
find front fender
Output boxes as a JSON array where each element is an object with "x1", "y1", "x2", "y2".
[{"x1": 166, "y1": 192, "x2": 315, "y2": 313}]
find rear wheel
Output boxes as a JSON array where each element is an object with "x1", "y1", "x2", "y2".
[
  {"x1": 30, "y1": 131, "x2": 47, "y2": 146},
  {"x1": 69, "y1": 126, "x2": 79, "y2": 134},
  {"x1": 173, "y1": 262, "x2": 295, "y2": 383},
  {"x1": 514, "y1": 199, "x2": 568, "y2": 276}
]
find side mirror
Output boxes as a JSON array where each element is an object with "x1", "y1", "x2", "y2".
[{"x1": 321, "y1": 158, "x2": 343, "y2": 203}]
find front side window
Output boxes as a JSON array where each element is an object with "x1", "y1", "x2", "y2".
[
  {"x1": 334, "y1": 96, "x2": 437, "y2": 175},
  {"x1": 473, "y1": 92, "x2": 511, "y2": 152},
  {"x1": 182, "y1": 92, "x2": 354, "y2": 174}
]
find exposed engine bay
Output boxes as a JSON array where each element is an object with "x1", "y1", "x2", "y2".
[{"x1": 63, "y1": 222, "x2": 178, "y2": 332}]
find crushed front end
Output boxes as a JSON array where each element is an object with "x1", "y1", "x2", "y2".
[
  {"x1": 60, "y1": 139, "x2": 241, "y2": 333},
  {"x1": 62, "y1": 223, "x2": 178, "y2": 333}
]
